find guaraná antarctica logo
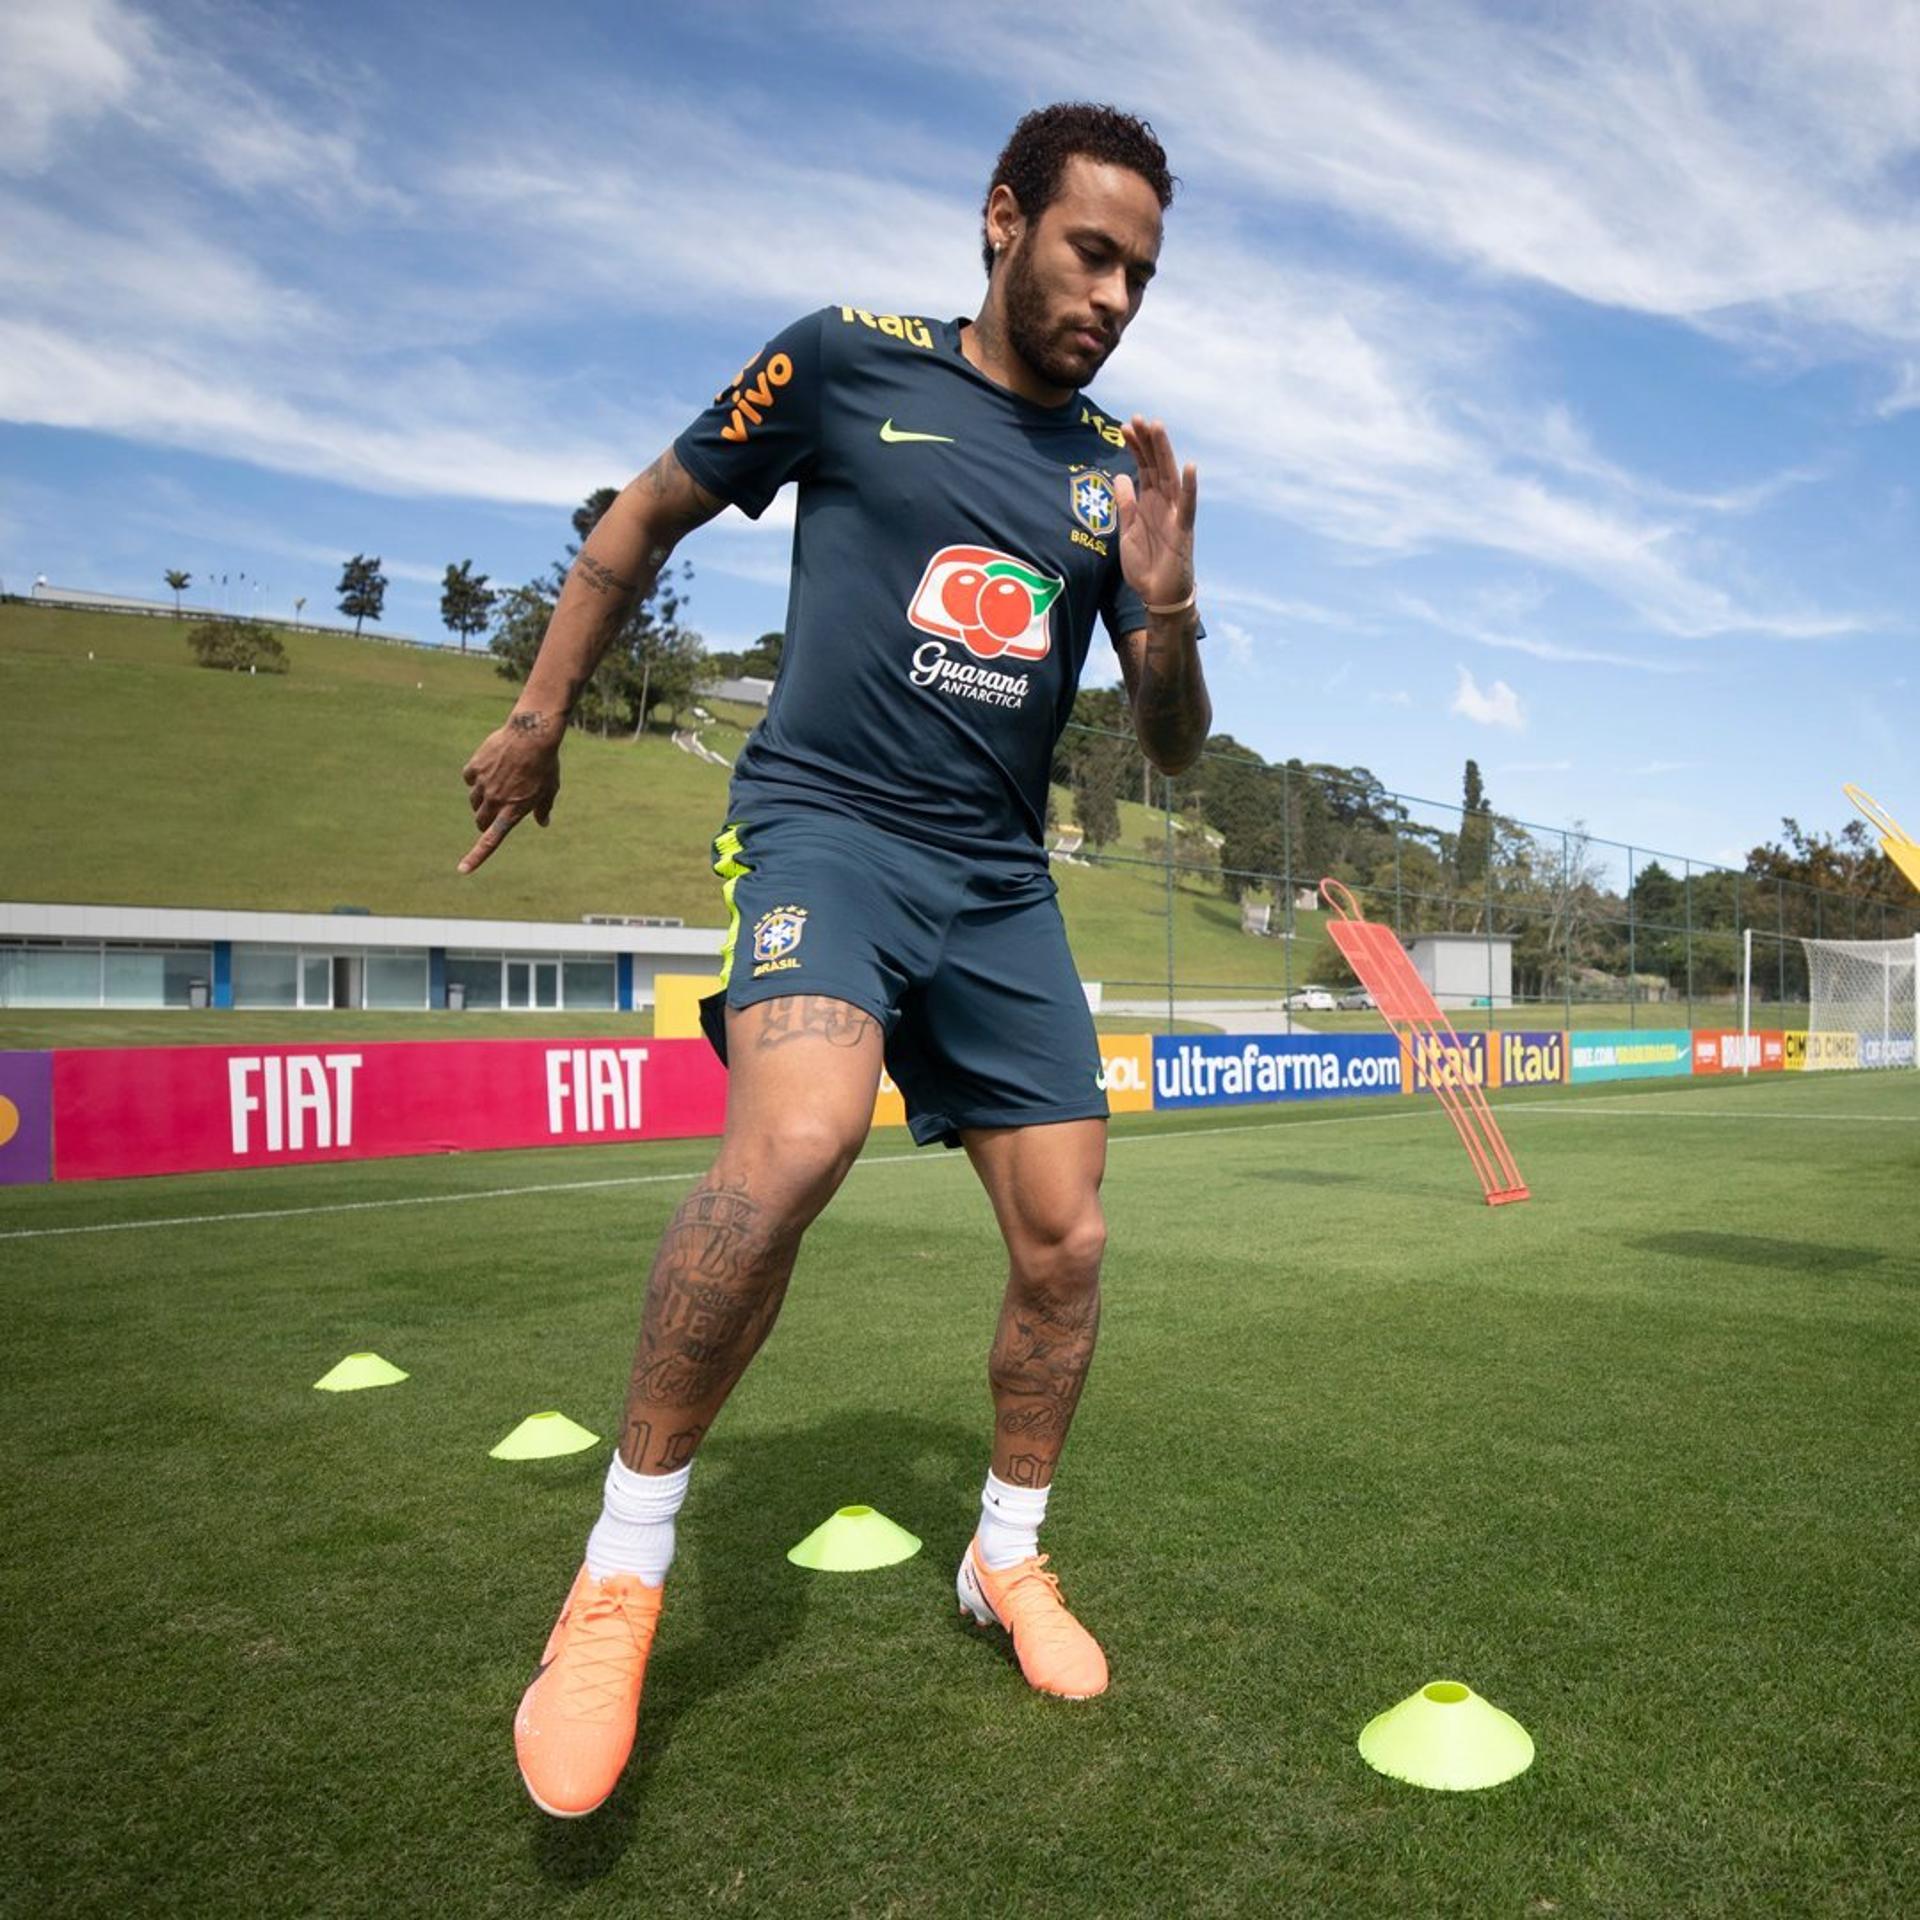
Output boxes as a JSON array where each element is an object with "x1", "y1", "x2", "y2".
[{"x1": 906, "y1": 544, "x2": 1062, "y2": 663}]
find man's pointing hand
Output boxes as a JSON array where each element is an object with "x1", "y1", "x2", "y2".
[{"x1": 458, "y1": 711, "x2": 563, "y2": 874}]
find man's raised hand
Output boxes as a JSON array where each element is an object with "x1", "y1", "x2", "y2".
[{"x1": 1113, "y1": 415, "x2": 1197, "y2": 612}]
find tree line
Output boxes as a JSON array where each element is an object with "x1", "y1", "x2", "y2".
[{"x1": 1051, "y1": 693, "x2": 1917, "y2": 1000}]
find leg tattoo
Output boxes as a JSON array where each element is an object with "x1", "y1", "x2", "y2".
[
  {"x1": 752, "y1": 996, "x2": 879, "y2": 1050},
  {"x1": 619, "y1": 1173, "x2": 796, "y2": 1470},
  {"x1": 988, "y1": 1280, "x2": 1101, "y2": 1485}
]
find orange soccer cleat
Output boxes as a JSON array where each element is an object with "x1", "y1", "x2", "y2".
[
  {"x1": 957, "y1": 1539, "x2": 1109, "y2": 1700},
  {"x1": 513, "y1": 1564, "x2": 664, "y2": 1817}
]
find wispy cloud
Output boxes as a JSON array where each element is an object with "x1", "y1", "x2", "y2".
[
  {"x1": 1209, "y1": 582, "x2": 1353, "y2": 628},
  {"x1": 835, "y1": 0, "x2": 1888, "y2": 638},
  {"x1": 1450, "y1": 665, "x2": 1526, "y2": 730},
  {"x1": 0, "y1": 0, "x2": 145, "y2": 171},
  {"x1": 1879, "y1": 363, "x2": 1920, "y2": 418},
  {"x1": 871, "y1": 0, "x2": 1920, "y2": 358},
  {"x1": 1213, "y1": 619, "x2": 1260, "y2": 668},
  {"x1": 1398, "y1": 594, "x2": 1699, "y2": 673},
  {"x1": 0, "y1": 0, "x2": 1893, "y2": 663},
  {"x1": 124, "y1": 485, "x2": 450, "y2": 588}
]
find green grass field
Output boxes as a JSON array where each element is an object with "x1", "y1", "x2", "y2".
[
  {"x1": 6, "y1": 1070, "x2": 1916, "y2": 1916},
  {"x1": 0, "y1": 1002, "x2": 1805, "y2": 1053}
]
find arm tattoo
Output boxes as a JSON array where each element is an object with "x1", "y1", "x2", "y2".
[
  {"x1": 1126, "y1": 618, "x2": 1209, "y2": 772},
  {"x1": 752, "y1": 996, "x2": 879, "y2": 1050},
  {"x1": 508, "y1": 712, "x2": 551, "y2": 736},
  {"x1": 1134, "y1": 635, "x2": 1184, "y2": 725},
  {"x1": 574, "y1": 553, "x2": 635, "y2": 596}
]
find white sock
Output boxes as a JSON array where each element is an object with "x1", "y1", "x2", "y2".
[
  {"x1": 976, "y1": 1469, "x2": 1051, "y2": 1570},
  {"x1": 584, "y1": 1454, "x2": 692, "y2": 1587}
]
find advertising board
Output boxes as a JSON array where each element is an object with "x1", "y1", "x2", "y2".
[
  {"x1": 1402, "y1": 1030, "x2": 1492, "y2": 1091},
  {"x1": 0, "y1": 1051, "x2": 53, "y2": 1187},
  {"x1": 51, "y1": 1038, "x2": 730, "y2": 1181},
  {"x1": 1498, "y1": 1031, "x2": 1567, "y2": 1089},
  {"x1": 1692, "y1": 1030, "x2": 1783, "y2": 1074},
  {"x1": 1567, "y1": 1030, "x2": 1692, "y2": 1083},
  {"x1": 1150, "y1": 1033, "x2": 1402, "y2": 1109}
]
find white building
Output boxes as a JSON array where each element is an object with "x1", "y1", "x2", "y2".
[
  {"x1": 1408, "y1": 932, "x2": 1514, "y2": 1010},
  {"x1": 0, "y1": 902, "x2": 725, "y2": 1013}
]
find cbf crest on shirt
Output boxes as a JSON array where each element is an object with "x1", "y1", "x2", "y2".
[{"x1": 673, "y1": 305, "x2": 1174, "y2": 860}]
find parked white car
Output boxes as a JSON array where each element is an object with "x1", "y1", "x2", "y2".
[
  {"x1": 1282, "y1": 985, "x2": 1336, "y2": 1011},
  {"x1": 1337, "y1": 987, "x2": 1377, "y2": 1010}
]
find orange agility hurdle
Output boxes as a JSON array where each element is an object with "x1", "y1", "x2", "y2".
[{"x1": 1319, "y1": 879, "x2": 1529, "y2": 1207}]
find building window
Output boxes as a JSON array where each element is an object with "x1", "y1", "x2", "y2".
[
  {"x1": 302, "y1": 954, "x2": 333, "y2": 1009},
  {"x1": 0, "y1": 944, "x2": 103, "y2": 1007},
  {"x1": 563, "y1": 959, "x2": 617, "y2": 1010},
  {"x1": 365, "y1": 953, "x2": 428, "y2": 1010},
  {"x1": 505, "y1": 959, "x2": 562, "y2": 1009},
  {"x1": 101, "y1": 948, "x2": 212, "y2": 1008},
  {"x1": 103, "y1": 950, "x2": 165, "y2": 1007},
  {"x1": 233, "y1": 947, "x2": 299, "y2": 1008},
  {"x1": 445, "y1": 955, "x2": 501, "y2": 1010}
]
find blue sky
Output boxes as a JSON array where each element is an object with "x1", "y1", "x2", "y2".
[{"x1": 4, "y1": 0, "x2": 1916, "y2": 878}]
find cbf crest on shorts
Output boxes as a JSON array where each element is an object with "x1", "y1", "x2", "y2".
[
  {"x1": 752, "y1": 904, "x2": 808, "y2": 977},
  {"x1": 1070, "y1": 469, "x2": 1117, "y2": 538}
]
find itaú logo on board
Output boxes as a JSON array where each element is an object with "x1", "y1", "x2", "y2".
[{"x1": 229, "y1": 1054, "x2": 362, "y2": 1154}]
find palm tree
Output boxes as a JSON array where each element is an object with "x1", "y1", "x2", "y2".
[{"x1": 164, "y1": 569, "x2": 190, "y2": 618}]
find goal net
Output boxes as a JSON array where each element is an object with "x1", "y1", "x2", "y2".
[{"x1": 1802, "y1": 936, "x2": 1919, "y2": 1070}]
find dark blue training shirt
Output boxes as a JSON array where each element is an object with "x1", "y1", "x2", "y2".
[{"x1": 674, "y1": 306, "x2": 1158, "y2": 859}]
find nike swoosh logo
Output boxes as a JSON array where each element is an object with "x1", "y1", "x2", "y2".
[{"x1": 879, "y1": 419, "x2": 955, "y2": 444}]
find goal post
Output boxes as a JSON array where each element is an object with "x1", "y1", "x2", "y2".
[{"x1": 1801, "y1": 934, "x2": 1920, "y2": 1071}]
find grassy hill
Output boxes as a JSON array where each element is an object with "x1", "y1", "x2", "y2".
[
  {"x1": 1, "y1": 603, "x2": 1334, "y2": 986},
  {"x1": 2, "y1": 603, "x2": 733, "y2": 925}
]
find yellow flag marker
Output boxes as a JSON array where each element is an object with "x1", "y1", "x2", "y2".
[
  {"x1": 1358, "y1": 1680, "x2": 1535, "y2": 1791},
  {"x1": 313, "y1": 1352, "x2": 408, "y2": 1392},
  {"x1": 786, "y1": 1505, "x2": 922, "y2": 1572},
  {"x1": 490, "y1": 1411, "x2": 600, "y2": 1460}
]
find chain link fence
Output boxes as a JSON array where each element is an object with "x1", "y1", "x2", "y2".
[{"x1": 1050, "y1": 721, "x2": 1920, "y2": 1033}]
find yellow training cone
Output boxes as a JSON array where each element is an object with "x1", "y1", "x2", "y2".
[
  {"x1": 786, "y1": 1505, "x2": 922, "y2": 1572},
  {"x1": 1357, "y1": 1680, "x2": 1535, "y2": 1791},
  {"x1": 313, "y1": 1352, "x2": 408, "y2": 1392},
  {"x1": 490, "y1": 1412, "x2": 600, "y2": 1461}
]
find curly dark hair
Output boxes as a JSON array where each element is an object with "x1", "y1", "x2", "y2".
[{"x1": 981, "y1": 103, "x2": 1176, "y2": 275}]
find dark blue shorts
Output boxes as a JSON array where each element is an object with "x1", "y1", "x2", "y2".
[{"x1": 698, "y1": 809, "x2": 1107, "y2": 1148}]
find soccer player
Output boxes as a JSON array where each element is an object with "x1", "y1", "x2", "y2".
[{"x1": 459, "y1": 103, "x2": 1210, "y2": 1819}]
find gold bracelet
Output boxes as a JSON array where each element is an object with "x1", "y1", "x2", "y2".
[{"x1": 1144, "y1": 584, "x2": 1197, "y2": 617}]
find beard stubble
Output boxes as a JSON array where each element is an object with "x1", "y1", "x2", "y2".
[{"x1": 1001, "y1": 241, "x2": 1115, "y2": 392}]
